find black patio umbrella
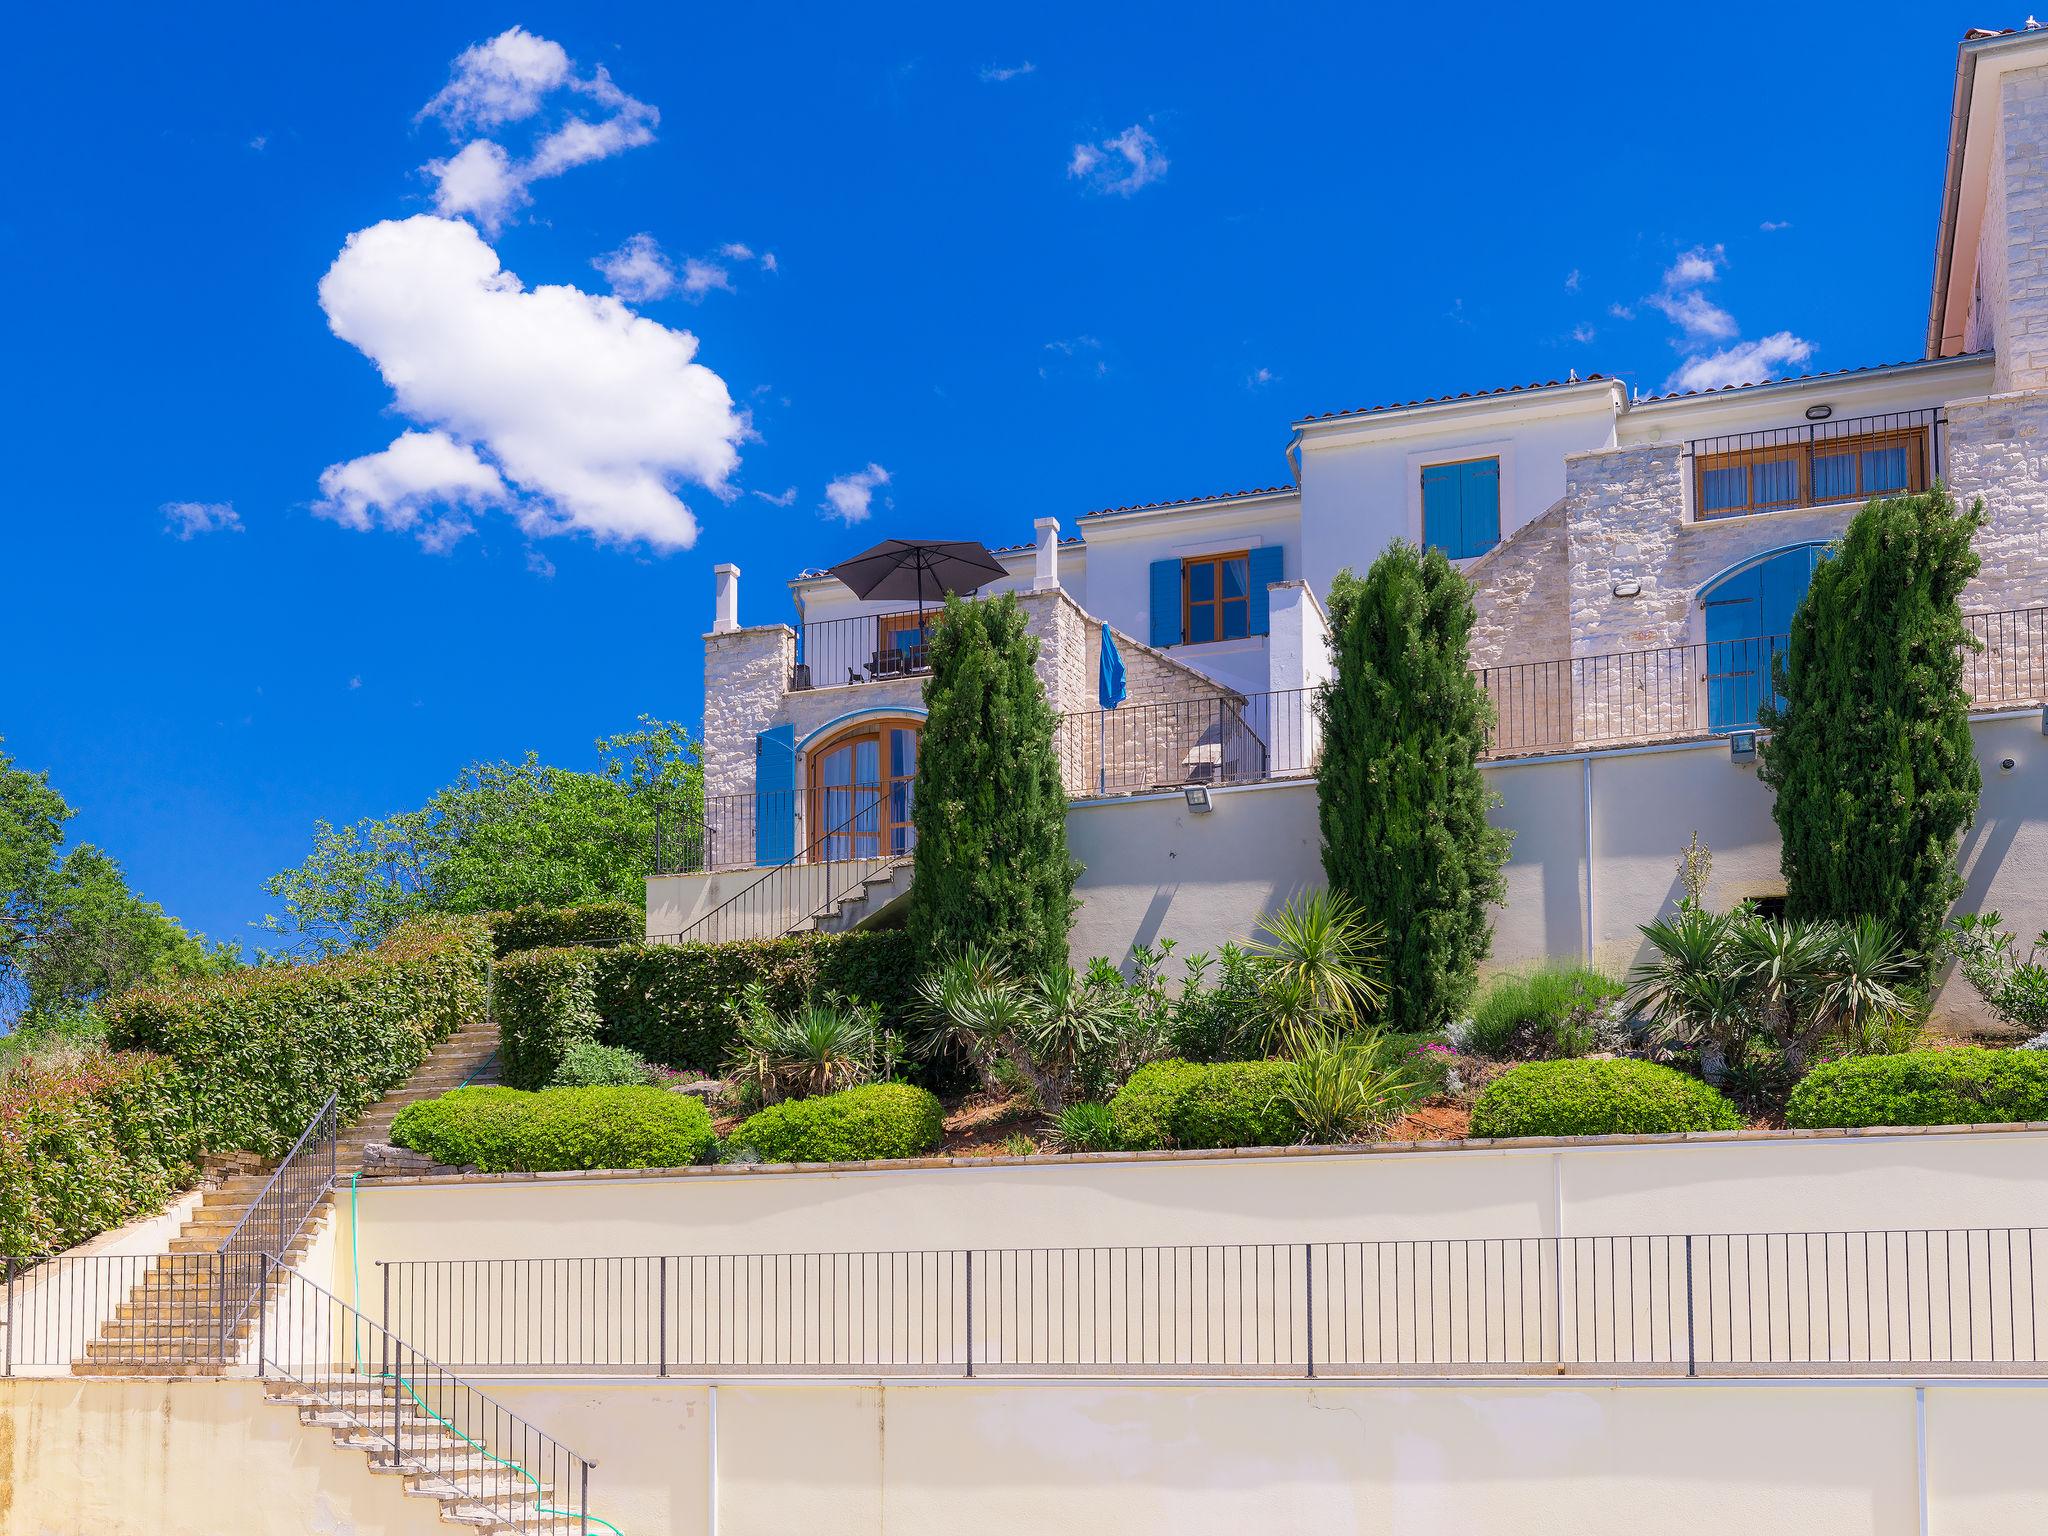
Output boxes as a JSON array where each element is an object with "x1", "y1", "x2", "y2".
[{"x1": 826, "y1": 538, "x2": 1009, "y2": 629}]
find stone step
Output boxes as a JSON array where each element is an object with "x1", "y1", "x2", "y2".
[{"x1": 71, "y1": 1359, "x2": 228, "y2": 1377}]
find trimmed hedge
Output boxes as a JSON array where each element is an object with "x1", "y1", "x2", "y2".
[
  {"x1": 104, "y1": 915, "x2": 492, "y2": 1156},
  {"x1": 389, "y1": 1085, "x2": 718, "y2": 1172},
  {"x1": 495, "y1": 947, "x2": 601, "y2": 1090},
  {"x1": 1786, "y1": 1048, "x2": 2048, "y2": 1129},
  {"x1": 1109, "y1": 1060, "x2": 1302, "y2": 1151},
  {"x1": 487, "y1": 902, "x2": 641, "y2": 958},
  {"x1": 496, "y1": 930, "x2": 919, "y2": 1088},
  {"x1": 0, "y1": 1049, "x2": 201, "y2": 1255},
  {"x1": 725, "y1": 1083, "x2": 944, "y2": 1164},
  {"x1": 1470, "y1": 1059, "x2": 1742, "y2": 1139}
]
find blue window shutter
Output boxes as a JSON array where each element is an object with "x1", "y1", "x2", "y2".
[
  {"x1": 1149, "y1": 559, "x2": 1183, "y2": 647},
  {"x1": 1462, "y1": 459, "x2": 1501, "y2": 555},
  {"x1": 754, "y1": 724, "x2": 796, "y2": 866},
  {"x1": 1421, "y1": 465, "x2": 1458, "y2": 555},
  {"x1": 1246, "y1": 546, "x2": 1284, "y2": 635}
]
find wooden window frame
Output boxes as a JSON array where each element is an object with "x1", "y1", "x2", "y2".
[
  {"x1": 806, "y1": 718, "x2": 920, "y2": 862},
  {"x1": 1695, "y1": 426, "x2": 1929, "y2": 521},
  {"x1": 1180, "y1": 551, "x2": 1251, "y2": 646}
]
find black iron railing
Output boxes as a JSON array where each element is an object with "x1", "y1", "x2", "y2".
[
  {"x1": 1687, "y1": 409, "x2": 1940, "y2": 520},
  {"x1": 370, "y1": 1228, "x2": 2048, "y2": 1380},
  {"x1": 217, "y1": 1091, "x2": 339, "y2": 1329},
  {"x1": 1054, "y1": 689, "x2": 1317, "y2": 798},
  {"x1": 791, "y1": 610, "x2": 936, "y2": 691}
]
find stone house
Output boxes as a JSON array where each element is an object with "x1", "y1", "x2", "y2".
[{"x1": 661, "y1": 27, "x2": 2048, "y2": 952}]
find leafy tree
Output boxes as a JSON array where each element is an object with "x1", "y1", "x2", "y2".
[
  {"x1": 908, "y1": 594, "x2": 1078, "y2": 975},
  {"x1": 1, "y1": 736, "x2": 228, "y2": 1025},
  {"x1": 264, "y1": 716, "x2": 701, "y2": 953},
  {"x1": 1758, "y1": 488, "x2": 1983, "y2": 971},
  {"x1": 1317, "y1": 543, "x2": 1509, "y2": 1031}
]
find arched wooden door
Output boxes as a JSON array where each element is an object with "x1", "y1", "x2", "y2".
[{"x1": 808, "y1": 719, "x2": 920, "y2": 861}]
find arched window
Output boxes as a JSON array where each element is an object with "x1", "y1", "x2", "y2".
[
  {"x1": 1700, "y1": 543, "x2": 1830, "y2": 731},
  {"x1": 808, "y1": 718, "x2": 921, "y2": 861}
]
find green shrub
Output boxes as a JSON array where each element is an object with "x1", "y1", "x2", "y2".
[
  {"x1": 551, "y1": 1039, "x2": 654, "y2": 1088},
  {"x1": 389, "y1": 1084, "x2": 717, "y2": 1172},
  {"x1": 495, "y1": 947, "x2": 602, "y2": 1089},
  {"x1": 1109, "y1": 1060, "x2": 1302, "y2": 1151},
  {"x1": 487, "y1": 902, "x2": 642, "y2": 958},
  {"x1": 1786, "y1": 1047, "x2": 2048, "y2": 1129},
  {"x1": 590, "y1": 930, "x2": 917, "y2": 1070},
  {"x1": 0, "y1": 1049, "x2": 201, "y2": 1255},
  {"x1": 1051, "y1": 1101, "x2": 1118, "y2": 1153},
  {"x1": 103, "y1": 915, "x2": 491, "y2": 1156},
  {"x1": 1470, "y1": 1059, "x2": 1742, "y2": 1139},
  {"x1": 725, "y1": 1083, "x2": 944, "y2": 1164},
  {"x1": 1465, "y1": 964, "x2": 1625, "y2": 1060}
]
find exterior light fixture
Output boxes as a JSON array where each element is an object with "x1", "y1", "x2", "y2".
[
  {"x1": 2040, "y1": 705, "x2": 2046, "y2": 736},
  {"x1": 1729, "y1": 731, "x2": 1758, "y2": 762},
  {"x1": 1612, "y1": 578, "x2": 1642, "y2": 598},
  {"x1": 1805, "y1": 403, "x2": 1834, "y2": 421},
  {"x1": 1183, "y1": 784, "x2": 1213, "y2": 813},
  {"x1": 2003, "y1": 757, "x2": 2018, "y2": 773}
]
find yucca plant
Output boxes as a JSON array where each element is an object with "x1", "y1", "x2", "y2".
[
  {"x1": 1245, "y1": 891, "x2": 1388, "y2": 1040},
  {"x1": 1275, "y1": 1031, "x2": 1414, "y2": 1145},
  {"x1": 724, "y1": 984, "x2": 883, "y2": 1103},
  {"x1": 1050, "y1": 1101, "x2": 1118, "y2": 1153},
  {"x1": 1817, "y1": 915, "x2": 1921, "y2": 1054}
]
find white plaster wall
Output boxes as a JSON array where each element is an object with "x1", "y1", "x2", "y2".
[
  {"x1": 1297, "y1": 392, "x2": 1619, "y2": 603},
  {"x1": 1065, "y1": 714, "x2": 2048, "y2": 1026}
]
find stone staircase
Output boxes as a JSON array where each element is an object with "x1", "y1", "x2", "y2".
[
  {"x1": 272, "y1": 1382, "x2": 570, "y2": 1534},
  {"x1": 78, "y1": 1018, "x2": 503, "y2": 1378},
  {"x1": 794, "y1": 854, "x2": 913, "y2": 936}
]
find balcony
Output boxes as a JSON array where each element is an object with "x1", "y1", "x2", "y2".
[
  {"x1": 1687, "y1": 409, "x2": 1939, "y2": 522},
  {"x1": 665, "y1": 604, "x2": 2048, "y2": 875},
  {"x1": 788, "y1": 609, "x2": 934, "y2": 691}
]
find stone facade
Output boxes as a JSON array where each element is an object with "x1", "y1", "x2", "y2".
[
  {"x1": 1562, "y1": 442, "x2": 1690, "y2": 654},
  {"x1": 1947, "y1": 390, "x2": 2048, "y2": 617},
  {"x1": 1991, "y1": 65, "x2": 2048, "y2": 392},
  {"x1": 702, "y1": 624, "x2": 794, "y2": 800},
  {"x1": 1467, "y1": 499, "x2": 1572, "y2": 670}
]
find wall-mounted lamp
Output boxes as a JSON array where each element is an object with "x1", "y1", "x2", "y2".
[
  {"x1": 1805, "y1": 403, "x2": 1834, "y2": 421},
  {"x1": 2041, "y1": 705, "x2": 2047, "y2": 736},
  {"x1": 1183, "y1": 783, "x2": 1213, "y2": 813},
  {"x1": 1612, "y1": 578, "x2": 1642, "y2": 598},
  {"x1": 1728, "y1": 731, "x2": 1758, "y2": 762}
]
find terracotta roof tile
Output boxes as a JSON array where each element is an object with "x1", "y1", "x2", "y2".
[
  {"x1": 1302, "y1": 374, "x2": 1609, "y2": 424},
  {"x1": 1635, "y1": 354, "x2": 1988, "y2": 404},
  {"x1": 1078, "y1": 485, "x2": 1295, "y2": 521}
]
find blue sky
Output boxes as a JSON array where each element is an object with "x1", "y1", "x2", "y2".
[{"x1": 0, "y1": 3, "x2": 1997, "y2": 948}]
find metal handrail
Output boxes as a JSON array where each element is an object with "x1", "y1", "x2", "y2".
[
  {"x1": 217, "y1": 1091, "x2": 340, "y2": 1260},
  {"x1": 371, "y1": 1226, "x2": 2048, "y2": 1381}
]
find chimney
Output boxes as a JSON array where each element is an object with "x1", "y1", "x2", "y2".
[
  {"x1": 713, "y1": 563, "x2": 741, "y2": 633},
  {"x1": 1033, "y1": 518, "x2": 1061, "y2": 591}
]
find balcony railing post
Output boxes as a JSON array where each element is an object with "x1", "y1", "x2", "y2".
[
  {"x1": 964, "y1": 1250, "x2": 974, "y2": 1379},
  {"x1": 4, "y1": 1256, "x2": 14, "y2": 1378},
  {"x1": 1684, "y1": 1234, "x2": 1697, "y2": 1379},
  {"x1": 1304, "y1": 1242, "x2": 1315, "y2": 1379},
  {"x1": 257, "y1": 1253, "x2": 269, "y2": 1378},
  {"x1": 659, "y1": 1255, "x2": 669, "y2": 1378}
]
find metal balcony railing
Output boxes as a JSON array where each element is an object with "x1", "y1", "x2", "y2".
[
  {"x1": 1687, "y1": 409, "x2": 1941, "y2": 521},
  {"x1": 790, "y1": 609, "x2": 935, "y2": 691}
]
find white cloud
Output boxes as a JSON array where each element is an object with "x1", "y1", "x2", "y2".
[
  {"x1": 1246, "y1": 366, "x2": 1275, "y2": 389},
  {"x1": 348, "y1": 675, "x2": 363, "y2": 689},
  {"x1": 526, "y1": 549, "x2": 556, "y2": 579},
  {"x1": 821, "y1": 464, "x2": 890, "y2": 525},
  {"x1": 1662, "y1": 244, "x2": 1723, "y2": 287},
  {"x1": 1647, "y1": 287, "x2": 1738, "y2": 342},
  {"x1": 315, "y1": 428, "x2": 507, "y2": 549},
  {"x1": 719, "y1": 242, "x2": 755, "y2": 261},
  {"x1": 419, "y1": 34, "x2": 658, "y2": 233},
  {"x1": 1760, "y1": 219, "x2": 1792, "y2": 232},
  {"x1": 981, "y1": 61, "x2": 1036, "y2": 82},
  {"x1": 418, "y1": 27, "x2": 572, "y2": 131},
  {"x1": 760, "y1": 252, "x2": 779, "y2": 273},
  {"x1": 679, "y1": 257, "x2": 734, "y2": 300},
  {"x1": 162, "y1": 500, "x2": 243, "y2": 538},
  {"x1": 1068, "y1": 124, "x2": 1168, "y2": 196},
  {"x1": 1608, "y1": 301, "x2": 1634, "y2": 320},
  {"x1": 751, "y1": 486, "x2": 797, "y2": 507},
  {"x1": 1665, "y1": 332, "x2": 1815, "y2": 394},
  {"x1": 1565, "y1": 268, "x2": 1581, "y2": 292},
  {"x1": 317, "y1": 216, "x2": 745, "y2": 550},
  {"x1": 1041, "y1": 335, "x2": 1107, "y2": 379},
  {"x1": 1571, "y1": 322, "x2": 1596, "y2": 344},
  {"x1": 594, "y1": 233, "x2": 678, "y2": 301}
]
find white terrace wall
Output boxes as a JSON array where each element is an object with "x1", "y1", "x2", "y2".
[{"x1": 1065, "y1": 710, "x2": 2048, "y2": 1026}]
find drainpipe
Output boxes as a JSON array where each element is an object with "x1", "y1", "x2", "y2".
[{"x1": 1581, "y1": 755, "x2": 1595, "y2": 967}]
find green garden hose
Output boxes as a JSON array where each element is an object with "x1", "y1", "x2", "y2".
[{"x1": 348, "y1": 1171, "x2": 622, "y2": 1535}]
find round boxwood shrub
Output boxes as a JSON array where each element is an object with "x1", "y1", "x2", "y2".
[
  {"x1": 725, "y1": 1083, "x2": 944, "y2": 1164},
  {"x1": 1108, "y1": 1060, "x2": 1301, "y2": 1151},
  {"x1": 1469, "y1": 1059, "x2": 1742, "y2": 1139},
  {"x1": 390, "y1": 1085, "x2": 717, "y2": 1172},
  {"x1": 1786, "y1": 1047, "x2": 2048, "y2": 1129}
]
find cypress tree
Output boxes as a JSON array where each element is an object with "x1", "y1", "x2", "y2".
[
  {"x1": 1318, "y1": 542, "x2": 1510, "y2": 1030},
  {"x1": 1758, "y1": 487, "x2": 1984, "y2": 970},
  {"x1": 908, "y1": 593, "x2": 1079, "y2": 974}
]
